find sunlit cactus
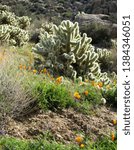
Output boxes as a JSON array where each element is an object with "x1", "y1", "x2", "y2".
[
  {"x1": 0, "y1": 4, "x2": 30, "y2": 46},
  {"x1": 33, "y1": 20, "x2": 111, "y2": 84},
  {"x1": 96, "y1": 48, "x2": 111, "y2": 60}
]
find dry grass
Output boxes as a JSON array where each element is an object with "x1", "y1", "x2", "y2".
[{"x1": 0, "y1": 49, "x2": 37, "y2": 119}]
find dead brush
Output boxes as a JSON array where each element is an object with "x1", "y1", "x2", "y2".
[{"x1": 0, "y1": 50, "x2": 39, "y2": 119}]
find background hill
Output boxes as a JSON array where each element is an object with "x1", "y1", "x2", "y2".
[
  {"x1": 0, "y1": 0, "x2": 117, "y2": 47},
  {"x1": 0, "y1": 0, "x2": 116, "y2": 23}
]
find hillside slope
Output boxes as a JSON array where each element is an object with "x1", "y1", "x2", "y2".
[{"x1": 0, "y1": 0, "x2": 116, "y2": 23}]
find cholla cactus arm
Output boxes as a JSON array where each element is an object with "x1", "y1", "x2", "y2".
[
  {"x1": 90, "y1": 63, "x2": 100, "y2": 76},
  {"x1": 53, "y1": 20, "x2": 80, "y2": 53},
  {"x1": 18, "y1": 16, "x2": 31, "y2": 29},
  {"x1": 87, "y1": 73, "x2": 95, "y2": 80},
  {"x1": 99, "y1": 72, "x2": 110, "y2": 85},
  {"x1": 0, "y1": 11, "x2": 18, "y2": 26},
  {"x1": 0, "y1": 25, "x2": 10, "y2": 42},
  {"x1": 41, "y1": 22, "x2": 54, "y2": 34}
]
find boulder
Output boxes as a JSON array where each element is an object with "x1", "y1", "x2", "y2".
[
  {"x1": 85, "y1": 0, "x2": 117, "y2": 14},
  {"x1": 75, "y1": 13, "x2": 117, "y2": 39}
]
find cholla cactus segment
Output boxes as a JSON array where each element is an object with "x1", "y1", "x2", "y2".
[
  {"x1": 18, "y1": 16, "x2": 31, "y2": 30},
  {"x1": 41, "y1": 22, "x2": 54, "y2": 34},
  {"x1": 0, "y1": 25, "x2": 29, "y2": 46},
  {"x1": 33, "y1": 20, "x2": 111, "y2": 83},
  {"x1": 0, "y1": 5, "x2": 9, "y2": 11},
  {"x1": 0, "y1": 4, "x2": 30, "y2": 46},
  {"x1": 96, "y1": 48, "x2": 111, "y2": 60}
]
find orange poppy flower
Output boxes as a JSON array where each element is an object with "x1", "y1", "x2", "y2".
[
  {"x1": 84, "y1": 90, "x2": 88, "y2": 96},
  {"x1": 111, "y1": 132, "x2": 115, "y2": 141},
  {"x1": 75, "y1": 136, "x2": 83, "y2": 143},
  {"x1": 56, "y1": 76, "x2": 62, "y2": 84},
  {"x1": 98, "y1": 82, "x2": 103, "y2": 88}
]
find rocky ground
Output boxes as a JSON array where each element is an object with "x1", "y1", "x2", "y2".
[{"x1": 1, "y1": 106, "x2": 116, "y2": 144}]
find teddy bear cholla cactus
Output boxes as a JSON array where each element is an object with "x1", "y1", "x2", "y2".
[
  {"x1": 0, "y1": 5, "x2": 30, "y2": 46},
  {"x1": 0, "y1": 25, "x2": 29, "y2": 46},
  {"x1": 96, "y1": 48, "x2": 111, "y2": 59},
  {"x1": 33, "y1": 20, "x2": 110, "y2": 84}
]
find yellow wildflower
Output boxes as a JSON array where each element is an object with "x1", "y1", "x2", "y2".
[
  {"x1": 79, "y1": 82, "x2": 84, "y2": 86},
  {"x1": 80, "y1": 144, "x2": 85, "y2": 148},
  {"x1": 74, "y1": 92, "x2": 81, "y2": 100},
  {"x1": 84, "y1": 79, "x2": 89, "y2": 83},
  {"x1": 112, "y1": 119, "x2": 117, "y2": 125},
  {"x1": 91, "y1": 81, "x2": 97, "y2": 86},
  {"x1": 33, "y1": 69, "x2": 37, "y2": 74},
  {"x1": 106, "y1": 85, "x2": 111, "y2": 90},
  {"x1": 43, "y1": 68, "x2": 47, "y2": 74},
  {"x1": 75, "y1": 136, "x2": 83, "y2": 143},
  {"x1": 23, "y1": 65, "x2": 26, "y2": 70}
]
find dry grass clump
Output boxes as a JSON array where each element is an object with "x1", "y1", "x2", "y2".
[{"x1": 0, "y1": 50, "x2": 37, "y2": 119}]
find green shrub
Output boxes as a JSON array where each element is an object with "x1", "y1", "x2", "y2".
[
  {"x1": 0, "y1": 136, "x2": 117, "y2": 150},
  {"x1": 0, "y1": 137, "x2": 75, "y2": 150},
  {"x1": 84, "y1": 87, "x2": 103, "y2": 105},
  {"x1": 91, "y1": 136, "x2": 117, "y2": 150},
  {"x1": 36, "y1": 82, "x2": 75, "y2": 111},
  {"x1": 76, "y1": 85, "x2": 103, "y2": 105}
]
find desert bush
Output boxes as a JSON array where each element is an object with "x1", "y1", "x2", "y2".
[
  {"x1": 35, "y1": 82, "x2": 75, "y2": 111},
  {"x1": 92, "y1": 136, "x2": 117, "y2": 150},
  {"x1": 0, "y1": 51, "x2": 37, "y2": 118},
  {"x1": 33, "y1": 20, "x2": 111, "y2": 85},
  {"x1": 73, "y1": 82, "x2": 103, "y2": 105},
  {"x1": 0, "y1": 4, "x2": 30, "y2": 46},
  {"x1": 83, "y1": 87, "x2": 103, "y2": 105}
]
